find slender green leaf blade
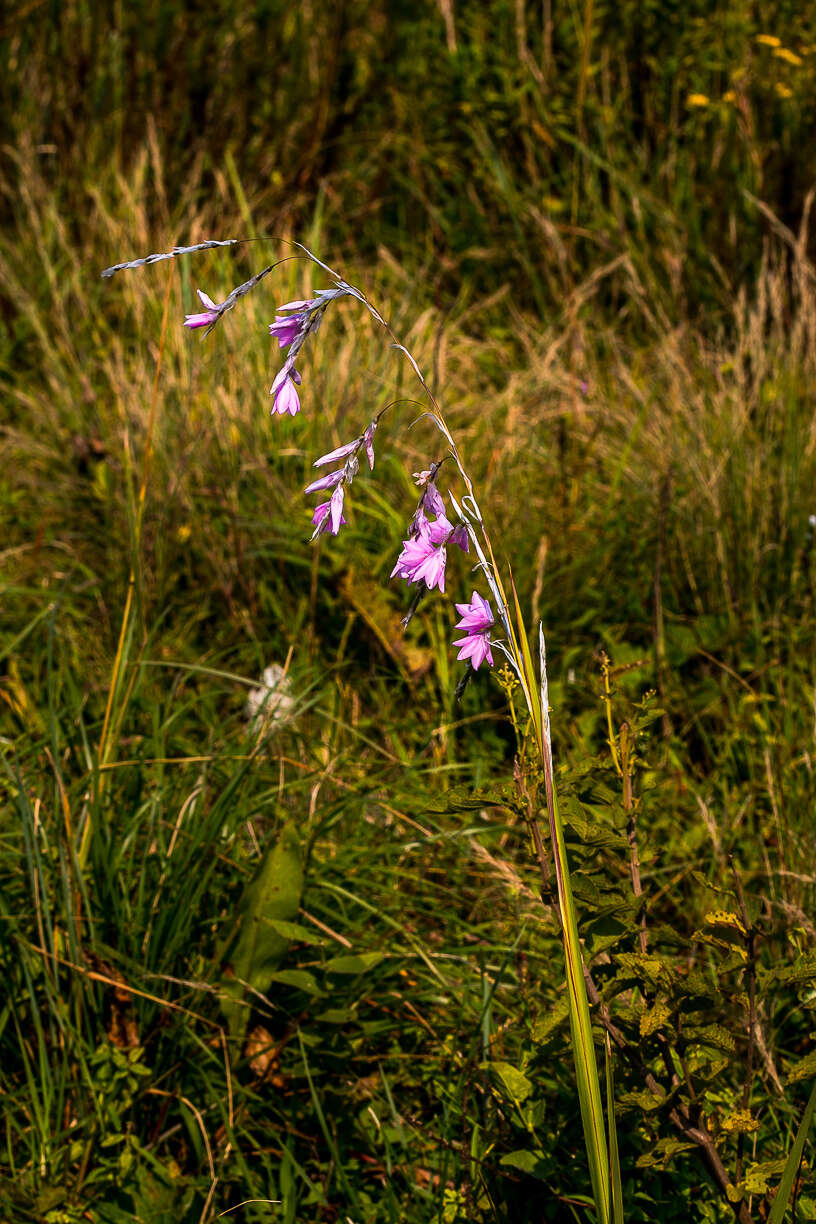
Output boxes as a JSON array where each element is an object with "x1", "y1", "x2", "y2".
[{"x1": 767, "y1": 1080, "x2": 816, "y2": 1223}]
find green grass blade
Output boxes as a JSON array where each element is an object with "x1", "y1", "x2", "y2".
[
  {"x1": 538, "y1": 624, "x2": 611, "y2": 1224},
  {"x1": 508, "y1": 569, "x2": 542, "y2": 752},
  {"x1": 767, "y1": 1080, "x2": 816, "y2": 1224},
  {"x1": 605, "y1": 1037, "x2": 624, "y2": 1224}
]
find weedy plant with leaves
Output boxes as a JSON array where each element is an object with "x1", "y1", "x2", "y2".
[{"x1": 97, "y1": 238, "x2": 816, "y2": 1223}]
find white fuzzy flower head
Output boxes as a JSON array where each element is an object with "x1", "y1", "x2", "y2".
[{"x1": 245, "y1": 664, "x2": 296, "y2": 733}]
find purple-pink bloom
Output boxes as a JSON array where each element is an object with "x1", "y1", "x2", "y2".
[
  {"x1": 184, "y1": 289, "x2": 219, "y2": 329},
  {"x1": 449, "y1": 523, "x2": 469, "y2": 553},
  {"x1": 416, "y1": 512, "x2": 469, "y2": 554},
  {"x1": 426, "y1": 515, "x2": 453, "y2": 546},
  {"x1": 453, "y1": 631, "x2": 494, "y2": 669},
  {"x1": 454, "y1": 592, "x2": 494, "y2": 634},
  {"x1": 452, "y1": 592, "x2": 495, "y2": 670},
  {"x1": 391, "y1": 519, "x2": 447, "y2": 592},
  {"x1": 312, "y1": 497, "x2": 347, "y2": 537},
  {"x1": 422, "y1": 482, "x2": 446, "y2": 519},
  {"x1": 271, "y1": 357, "x2": 300, "y2": 397},
  {"x1": 269, "y1": 298, "x2": 317, "y2": 349},
  {"x1": 453, "y1": 592, "x2": 495, "y2": 667},
  {"x1": 271, "y1": 375, "x2": 300, "y2": 417}
]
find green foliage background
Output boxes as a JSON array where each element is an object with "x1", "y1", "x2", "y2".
[{"x1": 1, "y1": 2, "x2": 815, "y2": 1222}]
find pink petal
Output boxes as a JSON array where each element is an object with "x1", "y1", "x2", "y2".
[
  {"x1": 314, "y1": 439, "x2": 360, "y2": 468},
  {"x1": 304, "y1": 469, "x2": 344, "y2": 495},
  {"x1": 272, "y1": 377, "x2": 300, "y2": 417},
  {"x1": 329, "y1": 485, "x2": 345, "y2": 534},
  {"x1": 276, "y1": 298, "x2": 314, "y2": 312}
]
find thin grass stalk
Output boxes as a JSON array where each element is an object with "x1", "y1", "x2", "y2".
[{"x1": 84, "y1": 260, "x2": 175, "y2": 870}]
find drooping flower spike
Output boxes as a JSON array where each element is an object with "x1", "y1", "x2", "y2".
[
  {"x1": 303, "y1": 415, "x2": 382, "y2": 540},
  {"x1": 269, "y1": 286, "x2": 351, "y2": 413}
]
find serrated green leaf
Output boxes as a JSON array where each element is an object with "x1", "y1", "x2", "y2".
[
  {"x1": 614, "y1": 952, "x2": 667, "y2": 987},
  {"x1": 640, "y1": 1001, "x2": 672, "y2": 1038},
  {"x1": 618, "y1": 1088, "x2": 666, "y2": 1113},
  {"x1": 786, "y1": 1049, "x2": 816, "y2": 1085},
  {"x1": 684, "y1": 1023, "x2": 736, "y2": 1053},
  {"x1": 693, "y1": 931, "x2": 748, "y2": 961},
  {"x1": 531, "y1": 996, "x2": 570, "y2": 1044},
  {"x1": 485, "y1": 1060, "x2": 533, "y2": 1104},
  {"x1": 704, "y1": 910, "x2": 747, "y2": 936},
  {"x1": 745, "y1": 1158, "x2": 787, "y2": 1196}
]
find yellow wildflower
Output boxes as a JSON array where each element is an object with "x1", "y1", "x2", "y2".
[
  {"x1": 755, "y1": 34, "x2": 782, "y2": 48},
  {"x1": 687, "y1": 93, "x2": 710, "y2": 108},
  {"x1": 775, "y1": 83, "x2": 793, "y2": 98},
  {"x1": 773, "y1": 47, "x2": 803, "y2": 65}
]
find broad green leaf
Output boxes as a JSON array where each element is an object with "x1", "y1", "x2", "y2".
[
  {"x1": 635, "y1": 1137, "x2": 697, "y2": 1169},
  {"x1": 618, "y1": 1088, "x2": 667, "y2": 1113},
  {"x1": 266, "y1": 969, "x2": 321, "y2": 993},
  {"x1": 768, "y1": 1081, "x2": 816, "y2": 1222},
  {"x1": 324, "y1": 952, "x2": 385, "y2": 975},
  {"x1": 500, "y1": 1150, "x2": 548, "y2": 1179},
  {"x1": 536, "y1": 624, "x2": 611, "y2": 1224},
  {"x1": 218, "y1": 822, "x2": 303, "y2": 1038},
  {"x1": 614, "y1": 952, "x2": 668, "y2": 988},
  {"x1": 315, "y1": 1008, "x2": 357, "y2": 1024},
  {"x1": 265, "y1": 918, "x2": 325, "y2": 945}
]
